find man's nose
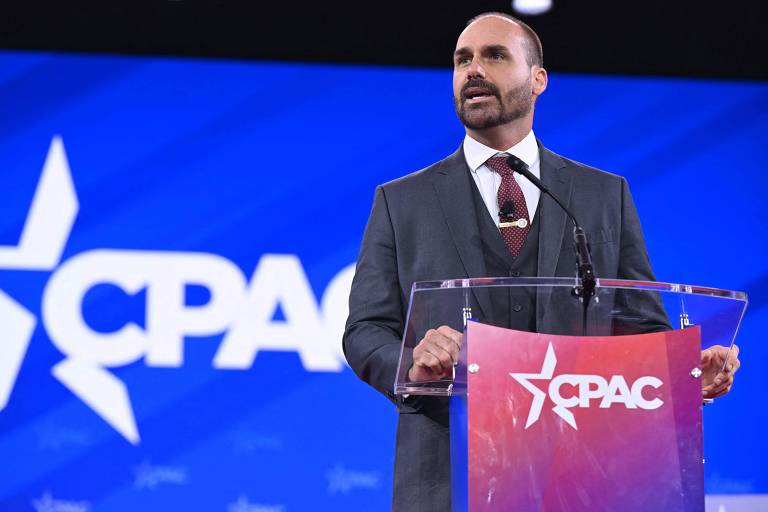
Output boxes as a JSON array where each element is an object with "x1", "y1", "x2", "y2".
[{"x1": 466, "y1": 59, "x2": 486, "y2": 79}]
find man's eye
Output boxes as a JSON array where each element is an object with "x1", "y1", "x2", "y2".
[
  {"x1": 457, "y1": 57, "x2": 471, "y2": 66},
  {"x1": 490, "y1": 53, "x2": 505, "y2": 61}
]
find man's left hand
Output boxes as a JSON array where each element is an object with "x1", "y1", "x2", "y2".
[{"x1": 701, "y1": 344, "x2": 740, "y2": 399}]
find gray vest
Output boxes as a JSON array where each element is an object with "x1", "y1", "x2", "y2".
[{"x1": 468, "y1": 177, "x2": 540, "y2": 332}]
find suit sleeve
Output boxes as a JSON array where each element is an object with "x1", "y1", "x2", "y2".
[
  {"x1": 343, "y1": 186, "x2": 414, "y2": 408},
  {"x1": 614, "y1": 178, "x2": 672, "y2": 333},
  {"x1": 617, "y1": 177, "x2": 657, "y2": 281}
]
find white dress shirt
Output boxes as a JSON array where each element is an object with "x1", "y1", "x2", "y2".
[{"x1": 463, "y1": 130, "x2": 541, "y2": 226}]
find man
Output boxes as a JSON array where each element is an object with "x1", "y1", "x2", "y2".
[{"x1": 343, "y1": 12, "x2": 740, "y2": 511}]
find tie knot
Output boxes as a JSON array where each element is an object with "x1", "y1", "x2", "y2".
[{"x1": 485, "y1": 155, "x2": 514, "y2": 177}]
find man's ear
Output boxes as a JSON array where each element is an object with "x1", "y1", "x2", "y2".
[{"x1": 532, "y1": 67, "x2": 548, "y2": 97}]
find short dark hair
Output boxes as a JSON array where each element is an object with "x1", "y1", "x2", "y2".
[{"x1": 466, "y1": 12, "x2": 544, "y2": 68}]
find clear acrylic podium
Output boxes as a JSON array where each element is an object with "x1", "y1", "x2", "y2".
[{"x1": 394, "y1": 277, "x2": 747, "y2": 512}]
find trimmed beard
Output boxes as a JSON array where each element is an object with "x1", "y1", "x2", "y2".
[{"x1": 455, "y1": 77, "x2": 534, "y2": 130}]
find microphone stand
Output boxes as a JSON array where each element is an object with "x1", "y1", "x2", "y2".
[
  {"x1": 506, "y1": 156, "x2": 596, "y2": 335},
  {"x1": 572, "y1": 227, "x2": 596, "y2": 336}
]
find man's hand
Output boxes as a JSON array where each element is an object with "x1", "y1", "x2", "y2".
[
  {"x1": 701, "y1": 344, "x2": 740, "y2": 399},
  {"x1": 408, "y1": 326, "x2": 463, "y2": 382}
]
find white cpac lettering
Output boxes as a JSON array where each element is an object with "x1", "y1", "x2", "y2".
[
  {"x1": 43, "y1": 250, "x2": 246, "y2": 367},
  {"x1": 548, "y1": 374, "x2": 663, "y2": 411},
  {"x1": 513, "y1": 342, "x2": 665, "y2": 430},
  {"x1": 39, "y1": 249, "x2": 354, "y2": 444},
  {"x1": 600, "y1": 375, "x2": 636, "y2": 409},
  {"x1": 213, "y1": 255, "x2": 352, "y2": 372},
  {"x1": 631, "y1": 376, "x2": 664, "y2": 410},
  {"x1": 548, "y1": 375, "x2": 580, "y2": 408}
]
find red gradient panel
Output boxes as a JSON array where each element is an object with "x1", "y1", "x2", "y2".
[{"x1": 466, "y1": 322, "x2": 703, "y2": 512}]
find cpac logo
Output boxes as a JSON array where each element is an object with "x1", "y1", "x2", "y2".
[
  {"x1": 0, "y1": 136, "x2": 354, "y2": 444},
  {"x1": 510, "y1": 342, "x2": 664, "y2": 430}
]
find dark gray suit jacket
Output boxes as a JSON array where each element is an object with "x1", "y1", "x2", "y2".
[{"x1": 342, "y1": 143, "x2": 663, "y2": 511}]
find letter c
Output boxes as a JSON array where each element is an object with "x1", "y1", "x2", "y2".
[{"x1": 631, "y1": 376, "x2": 664, "y2": 410}]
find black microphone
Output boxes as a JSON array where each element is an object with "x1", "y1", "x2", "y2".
[
  {"x1": 506, "y1": 155, "x2": 596, "y2": 303},
  {"x1": 499, "y1": 200, "x2": 516, "y2": 218}
]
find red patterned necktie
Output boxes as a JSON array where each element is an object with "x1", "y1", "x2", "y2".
[{"x1": 485, "y1": 155, "x2": 531, "y2": 258}]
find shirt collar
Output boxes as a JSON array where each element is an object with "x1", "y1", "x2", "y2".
[{"x1": 463, "y1": 130, "x2": 539, "y2": 173}]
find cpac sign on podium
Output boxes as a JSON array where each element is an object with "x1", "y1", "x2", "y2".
[
  {"x1": 465, "y1": 322, "x2": 702, "y2": 511},
  {"x1": 394, "y1": 277, "x2": 747, "y2": 512}
]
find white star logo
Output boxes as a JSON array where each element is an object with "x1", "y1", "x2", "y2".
[
  {"x1": 0, "y1": 136, "x2": 79, "y2": 412},
  {"x1": 509, "y1": 342, "x2": 577, "y2": 429}
]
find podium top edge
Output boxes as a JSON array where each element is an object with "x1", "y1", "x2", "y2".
[{"x1": 411, "y1": 277, "x2": 748, "y2": 301}]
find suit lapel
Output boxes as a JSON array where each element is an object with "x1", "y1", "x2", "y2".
[
  {"x1": 430, "y1": 147, "x2": 493, "y2": 320},
  {"x1": 536, "y1": 144, "x2": 571, "y2": 276},
  {"x1": 536, "y1": 144, "x2": 571, "y2": 324}
]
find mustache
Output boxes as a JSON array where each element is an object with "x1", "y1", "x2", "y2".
[{"x1": 461, "y1": 79, "x2": 500, "y2": 99}]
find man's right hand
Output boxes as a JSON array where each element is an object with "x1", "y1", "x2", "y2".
[{"x1": 408, "y1": 325, "x2": 463, "y2": 382}]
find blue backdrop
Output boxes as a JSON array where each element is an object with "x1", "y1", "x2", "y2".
[{"x1": 0, "y1": 51, "x2": 766, "y2": 511}]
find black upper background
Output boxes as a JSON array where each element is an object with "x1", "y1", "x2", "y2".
[{"x1": 1, "y1": 0, "x2": 766, "y2": 80}]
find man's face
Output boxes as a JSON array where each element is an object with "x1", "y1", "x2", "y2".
[{"x1": 453, "y1": 16, "x2": 536, "y2": 130}]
